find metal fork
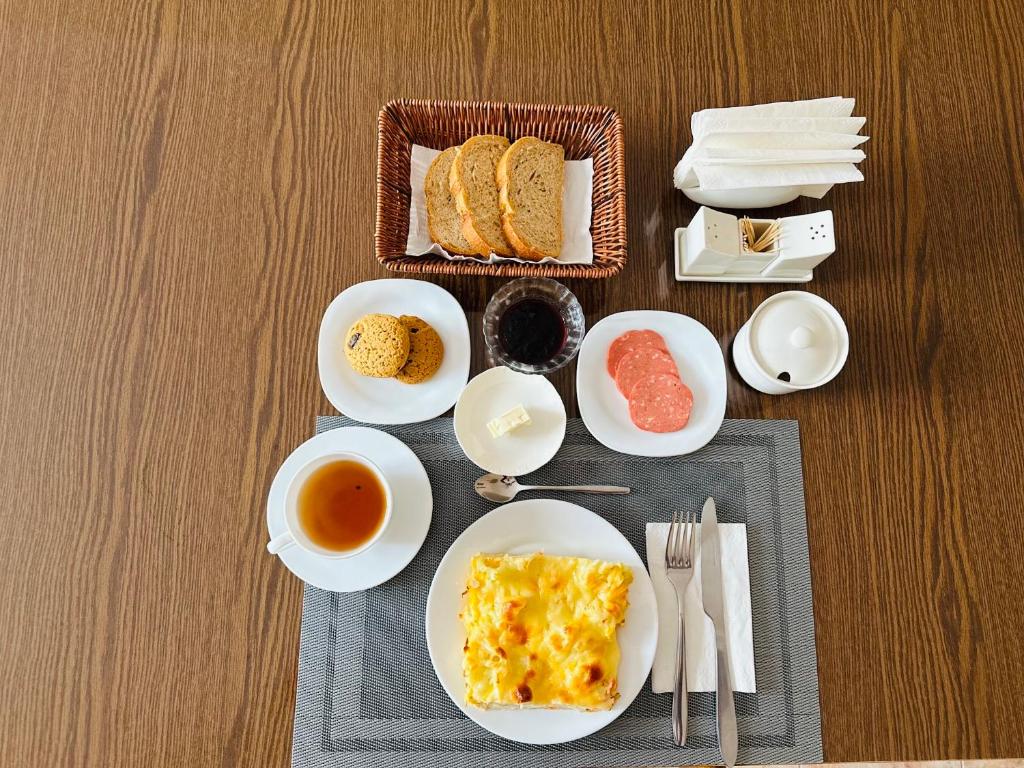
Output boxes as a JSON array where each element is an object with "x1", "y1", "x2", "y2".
[{"x1": 664, "y1": 507, "x2": 697, "y2": 746}]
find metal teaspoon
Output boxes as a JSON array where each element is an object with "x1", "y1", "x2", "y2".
[{"x1": 474, "y1": 473, "x2": 631, "y2": 503}]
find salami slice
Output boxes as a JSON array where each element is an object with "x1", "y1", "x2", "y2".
[
  {"x1": 614, "y1": 348, "x2": 680, "y2": 398},
  {"x1": 628, "y1": 373, "x2": 693, "y2": 433},
  {"x1": 606, "y1": 330, "x2": 669, "y2": 377}
]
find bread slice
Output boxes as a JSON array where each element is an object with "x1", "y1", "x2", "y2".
[
  {"x1": 496, "y1": 137, "x2": 564, "y2": 260},
  {"x1": 424, "y1": 148, "x2": 475, "y2": 255},
  {"x1": 449, "y1": 135, "x2": 513, "y2": 257}
]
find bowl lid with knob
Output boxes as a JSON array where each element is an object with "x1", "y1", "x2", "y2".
[{"x1": 748, "y1": 291, "x2": 849, "y2": 388}]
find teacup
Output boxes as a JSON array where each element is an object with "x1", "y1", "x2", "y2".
[{"x1": 267, "y1": 451, "x2": 393, "y2": 559}]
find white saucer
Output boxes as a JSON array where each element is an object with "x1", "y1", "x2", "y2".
[
  {"x1": 318, "y1": 279, "x2": 470, "y2": 425},
  {"x1": 266, "y1": 427, "x2": 432, "y2": 592},
  {"x1": 453, "y1": 366, "x2": 566, "y2": 476},
  {"x1": 576, "y1": 310, "x2": 727, "y2": 457},
  {"x1": 425, "y1": 499, "x2": 658, "y2": 744}
]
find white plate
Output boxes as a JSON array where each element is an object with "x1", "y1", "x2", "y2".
[
  {"x1": 453, "y1": 366, "x2": 567, "y2": 476},
  {"x1": 576, "y1": 310, "x2": 727, "y2": 457},
  {"x1": 425, "y1": 499, "x2": 658, "y2": 745},
  {"x1": 266, "y1": 427, "x2": 432, "y2": 592},
  {"x1": 318, "y1": 279, "x2": 470, "y2": 424}
]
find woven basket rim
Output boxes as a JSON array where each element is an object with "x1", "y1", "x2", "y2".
[{"x1": 379, "y1": 97, "x2": 621, "y2": 114}]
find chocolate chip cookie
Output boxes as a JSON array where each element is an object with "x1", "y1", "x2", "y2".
[
  {"x1": 343, "y1": 314, "x2": 410, "y2": 378},
  {"x1": 394, "y1": 315, "x2": 444, "y2": 384}
]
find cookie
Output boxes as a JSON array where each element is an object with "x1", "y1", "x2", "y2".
[
  {"x1": 344, "y1": 314, "x2": 410, "y2": 378},
  {"x1": 394, "y1": 315, "x2": 444, "y2": 384}
]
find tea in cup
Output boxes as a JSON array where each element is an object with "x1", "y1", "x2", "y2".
[{"x1": 267, "y1": 452, "x2": 392, "y2": 559}]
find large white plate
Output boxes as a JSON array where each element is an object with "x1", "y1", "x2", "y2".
[
  {"x1": 425, "y1": 499, "x2": 658, "y2": 744},
  {"x1": 576, "y1": 310, "x2": 727, "y2": 457},
  {"x1": 318, "y1": 279, "x2": 470, "y2": 424},
  {"x1": 266, "y1": 427, "x2": 432, "y2": 592}
]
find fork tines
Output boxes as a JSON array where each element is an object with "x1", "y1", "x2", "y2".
[{"x1": 665, "y1": 508, "x2": 695, "y2": 569}]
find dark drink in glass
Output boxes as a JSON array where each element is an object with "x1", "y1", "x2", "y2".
[{"x1": 497, "y1": 299, "x2": 568, "y2": 366}]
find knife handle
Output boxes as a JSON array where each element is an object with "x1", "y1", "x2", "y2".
[
  {"x1": 715, "y1": 645, "x2": 738, "y2": 767},
  {"x1": 672, "y1": 607, "x2": 687, "y2": 745}
]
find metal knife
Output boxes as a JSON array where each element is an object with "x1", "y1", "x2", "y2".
[{"x1": 700, "y1": 497, "x2": 738, "y2": 767}]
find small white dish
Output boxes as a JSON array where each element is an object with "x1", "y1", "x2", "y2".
[
  {"x1": 318, "y1": 279, "x2": 470, "y2": 425},
  {"x1": 453, "y1": 366, "x2": 567, "y2": 476},
  {"x1": 266, "y1": 427, "x2": 432, "y2": 592},
  {"x1": 576, "y1": 310, "x2": 727, "y2": 457},
  {"x1": 425, "y1": 499, "x2": 658, "y2": 745},
  {"x1": 733, "y1": 290, "x2": 849, "y2": 394}
]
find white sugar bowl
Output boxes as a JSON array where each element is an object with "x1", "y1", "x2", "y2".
[{"x1": 733, "y1": 291, "x2": 849, "y2": 395}]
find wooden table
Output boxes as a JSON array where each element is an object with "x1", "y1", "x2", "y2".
[{"x1": 2, "y1": 0, "x2": 1023, "y2": 764}]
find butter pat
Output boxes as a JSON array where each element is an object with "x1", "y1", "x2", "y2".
[{"x1": 487, "y1": 404, "x2": 532, "y2": 438}]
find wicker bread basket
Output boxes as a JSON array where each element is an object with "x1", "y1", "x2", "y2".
[{"x1": 376, "y1": 99, "x2": 626, "y2": 278}]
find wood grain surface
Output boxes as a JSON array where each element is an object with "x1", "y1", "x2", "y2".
[{"x1": 1, "y1": 0, "x2": 1023, "y2": 765}]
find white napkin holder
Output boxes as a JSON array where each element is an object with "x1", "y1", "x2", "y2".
[
  {"x1": 681, "y1": 185, "x2": 803, "y2": 209},
  {"x1": 673, "y1": 97, "x2": 867, "y2": 208},
  {"x1": 675, "y1": 206, "x2": 835, "y2": 283}
]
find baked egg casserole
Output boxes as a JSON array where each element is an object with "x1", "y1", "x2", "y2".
[{"x1": 459, "y1": 552, "x2": 633, "y2": 710}]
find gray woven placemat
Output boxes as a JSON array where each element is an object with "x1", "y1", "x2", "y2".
[{"x1": 291, "y1": 416, "x2": 821, "y2": 768}]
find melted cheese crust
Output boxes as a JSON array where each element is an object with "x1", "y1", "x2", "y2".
[{"x1": 460, "y1": 552, "x2": 633, "y2": 710}]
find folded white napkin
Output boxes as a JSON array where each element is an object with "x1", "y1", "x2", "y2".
[
  {"x1": 694, "y1": 148, "x2": 866, "y2": 164},
  {"x1": 694, "y1": 115, "x2": 867, "y2": 138},
  {"x1": 691, "y1": 96, "x2": 856, "y2": 137},
  {"x1": 794, "y1": 183, "x2": 835, "y2": 200},
  {"x1": 691, "y1": 162, "x2": 863, "y2": 191},
  {"x1": 405, "y1": 144, "x2": 594, "y2": 265},
  {"x1": 674, "y1": 98, "x2": 868, "y2": 201},
  {"x1": 696, "y1": 130, "x2": 870, "y2": 151},
  {"x1": 674, "y1": 135, "x2": 868, "y2": 189},
  {"x1": 645, "y1": 522, "x2": 755, "y2": 693}
]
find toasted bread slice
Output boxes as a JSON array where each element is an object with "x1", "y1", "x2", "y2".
[
  {"x1": 449, "y1": 135, "x2": 513, "y2": 257},
  {"x1": 424, "y1": 147, "x2": 475, "y2": 255},
  {"x1": 496, "y1": 137, "x2": 564, "y2": 261}
]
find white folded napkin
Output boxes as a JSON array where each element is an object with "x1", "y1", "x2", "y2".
[
  {"x1": 674, "y1": 136, "x2": 868, "y2": 188},
  {"x1": 645, "y1": 522, "x2": 755, "y2": 693},
  {"x1": 405, "y1": 144, "x2": 594, "y2": 265},
  {"x1": 674, "y1": 98, "x2": 868, "y2": 201},
  {"x1": 795, "y1": 183, "x2": 835, "y2": 199},
  {"x1": 691, "y1": 96, "x2": 855, "y2": 137},
  {"x1": 696, "y1": 130, "x2": 870, "y2": 150},
  {"x1": 691, "y1": 162, "x2": 863, "y2": 191},
  {"x1": 694, "y1": 115, "x2": 867, "y2": 138},
  {"x1": 694, "y1": 148, "x2": 866, "y2": 164}
]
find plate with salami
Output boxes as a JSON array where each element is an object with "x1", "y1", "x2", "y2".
[{"x1": 576, "y1": 310, "x2": 727, "y2": 456}]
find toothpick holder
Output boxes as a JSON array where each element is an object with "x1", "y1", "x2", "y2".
[{"x1": 675, "y1": 207, "x2": 836, "y2": 283}]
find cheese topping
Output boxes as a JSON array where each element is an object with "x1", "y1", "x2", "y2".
[{"x1": 459, "y1": 552, "x2": 632, "y2": 710}]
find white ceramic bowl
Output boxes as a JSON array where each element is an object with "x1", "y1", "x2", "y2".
[
  {"x1": 681, "y1": 185, "x2": 802, "y2": 209},
  {"x1": 453, "y1": 366, "x2": 567, "y2": 476},
  {"x1": 733, "y1": 290, "x2": 849, "y2": 394}
]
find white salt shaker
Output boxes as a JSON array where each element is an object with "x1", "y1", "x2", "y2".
[
  {"x1": 760, "y1": 211, "x2": 836, "y2": 278},
  {"x1": 733, "y1": 291, "x2": 849, "y2": 394},
  {"x1": 682, "y1": 206, "x2": 740, "y2": 275}
]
